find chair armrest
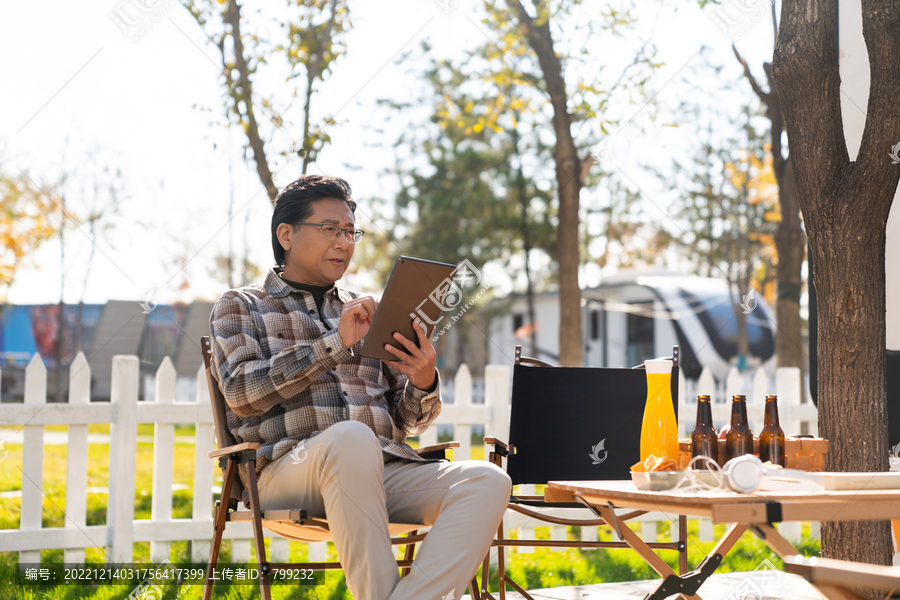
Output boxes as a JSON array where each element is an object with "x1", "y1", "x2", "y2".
[
  {"x1": 208, "y1": 442, "x2": 260, "y2": 459},
  {"x1": 483, "y1": 437, "x2": 508, "y2": 450},
  {"x1": 416, "y1": 441, "x2": 460, "y2": 454}
]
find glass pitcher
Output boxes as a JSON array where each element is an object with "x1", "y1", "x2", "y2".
[{"x1": 640, "y1": 359, "x2": 679, "y2": 463}]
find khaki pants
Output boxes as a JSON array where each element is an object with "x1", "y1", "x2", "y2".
[{"x1": 257, "y1": 420, "x2": 512, "y2": 600}]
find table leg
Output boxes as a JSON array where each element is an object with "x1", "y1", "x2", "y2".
[
  {"x1": 594, "y1": 503, "x2": 703, "y2": 600},
  {"x1": 748, "y1": 524, "x2": 801, "y2": 560},
  {"x1": 710, "y1": 523, "x2": 747, "y2": 560}
]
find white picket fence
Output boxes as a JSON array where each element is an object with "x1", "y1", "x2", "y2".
[
  {"x1": 0, "y1": 354, "x2": 220, "y2": 564},
  {"x1": 678, "y1": 365, "x2": 819, "y2": 439},
  {"x1": 0, "y1": 353, "x2": 513, "y2": 565},
  {"x1": 0, "y1": 353, "x2": 819, "y2": 566}
]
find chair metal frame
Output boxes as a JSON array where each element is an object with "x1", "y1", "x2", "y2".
[
  {"x1": 479, "y1": 345, "x2": 688, "y2": 600},
  {"x1": 199, "y1": 336, "x2": 480, "y2": 600}
]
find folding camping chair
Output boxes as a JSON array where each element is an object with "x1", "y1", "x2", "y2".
[
  {"x1": 199, "y1": 336, "x2": 479, "y2": 600},
  {"x1": 479, "y1": 345, "x2": 688, "y2": 600}
]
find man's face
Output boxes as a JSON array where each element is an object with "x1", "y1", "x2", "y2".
[{"x1": 278, "y1": 198, "x2": 355, "y2": 285}]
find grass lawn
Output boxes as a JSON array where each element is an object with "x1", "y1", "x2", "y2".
[{"x1": 0, "y1": 425, "x2": 821, "y2": 599}]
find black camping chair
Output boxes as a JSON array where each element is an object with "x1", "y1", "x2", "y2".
[{"x1": 480, "y1": 345, "x2": 688, "y2": 600}]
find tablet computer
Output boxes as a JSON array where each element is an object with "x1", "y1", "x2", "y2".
[{"x1": 360, "y1": 256, "x2": 458, "y2": 361}]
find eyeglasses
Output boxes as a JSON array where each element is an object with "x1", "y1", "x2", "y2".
[{"x1": 293, "y1": 221, "x2": 365, "y2": 244}]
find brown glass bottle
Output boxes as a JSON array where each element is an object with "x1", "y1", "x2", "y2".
[
  {"x1": 724, "y1": 395, "x2": 754, "y2": 464},
  {"x1": 691, "y1": 395, "x2": 719, "y2": 468},
  {"x1": 759, "y1": 395, "x2": 786, "y2": 466}
]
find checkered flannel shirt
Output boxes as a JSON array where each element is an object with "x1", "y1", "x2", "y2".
[{"x1": 209, "y1": 266, "x2": 443, "y2": 507}]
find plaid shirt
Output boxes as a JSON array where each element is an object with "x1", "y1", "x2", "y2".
[{"x1": 209, "y1": 266, "x2": 443, "y2": 507}]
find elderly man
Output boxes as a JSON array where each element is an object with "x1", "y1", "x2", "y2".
[{"x1": 209, "y1": 174, "x2": 511, "y2": 600}]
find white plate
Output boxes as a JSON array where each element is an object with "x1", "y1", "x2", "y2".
[{"x1": 631, "y1": 470, "x2": 721, "y2": 491}]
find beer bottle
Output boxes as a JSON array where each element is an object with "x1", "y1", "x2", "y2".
[
  {"x1": 724, "y1": 395, "x2": 753, "y2": 464},
  {"x1": 691, "y1": 395, "x2": 719, "y2": 468},
  {"x1": 759, "y1": 394, "x2": 786, "y2": 466}
]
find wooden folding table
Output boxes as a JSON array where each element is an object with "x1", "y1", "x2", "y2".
[
  {"x1": 544, "y1": 479, "x2": 900, "y2": 600},
  {"x1": 784, "y1": 554, "x2": 900, "y2": 600}
]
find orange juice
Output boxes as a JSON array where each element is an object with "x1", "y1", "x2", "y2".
[{"x1": 640, "y1": 360, "x2": 679, "y2": 463}]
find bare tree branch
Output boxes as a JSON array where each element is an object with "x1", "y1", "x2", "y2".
[
  {"x1": 771, "y1": 0, "x2": 778, "y2": 40},
  {"x1": 224, "y1": 0, "x2": 278, "y2": 203},
  {"x1": 732, "y1": 44, "x2": 769, "y2": 103},
  {"x1": 301, "y1": 0, "x2": 339, "y2": 174}
]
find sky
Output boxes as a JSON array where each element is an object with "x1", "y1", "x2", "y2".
[{"x1": 0, "y1": 0, "x2": 780, "y2": 307}]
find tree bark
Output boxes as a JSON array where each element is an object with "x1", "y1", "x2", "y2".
[
  {"x1": 773, "y1": 0, "x2": 900, "y2": 571},
  {"x1": 507, "y1": 0, "x2": 582, "y2": 366},
  {"x1": 815, "y1": 225, "x2": 891, "y2": 570}
]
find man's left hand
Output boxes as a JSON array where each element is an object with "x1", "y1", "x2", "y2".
[{"x1": 384, "y1": 320, "x2": 437, "y2": 390}]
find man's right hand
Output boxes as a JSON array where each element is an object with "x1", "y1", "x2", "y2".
[{"x1": 338, "y1": 296, "x2": 379, "y2": 349}]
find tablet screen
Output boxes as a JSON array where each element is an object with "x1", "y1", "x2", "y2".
[{"x1": 360, "y1": 256, "x2": 458, "y2": 360}]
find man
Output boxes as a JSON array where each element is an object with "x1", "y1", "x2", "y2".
[{"x1": 209, "y1": 174, "x2": 511, "y2": 600}]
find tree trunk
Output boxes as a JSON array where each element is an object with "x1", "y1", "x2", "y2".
[
  {"x1": 507, "y1": 0, "x2": 582, "y2": 366},
  {"x1": 734, "y1": 288, "x2": 750, "y2": 364},
  {"x1": 301, "y1": 83, "x2": 313, "y2": 175},
  {"x1": 513, "y1": 110, "x2": 539, "y2": 358},
  {"x1": 523, "y1": 245, "x2": 538, "y2": 358},
  {"x1": 55, "y1": 193, "x2": 66, "y2": 402},
  {"x1": 554, "y1": 142, "x2": 583, "y2": 368},
  {"x1": 773, "y1": 0, "x2": 900, "y2": 572},
  {"x1": 227, "y1": 151, "x2": 236, "y2": 290},
  {"x1": 772, "y1": 158, "x2": 806, "y2": 377},
  {"x1": 814, "y1": 223, "x2": 891, "y2": 569},
  {"x1": 733, "y1": 51, "x2": 808, "y2": 385},
  {"x1": 54, "y1": 300, "x2": 65, "y2": 401},
  {"x1": 762, "y1": 60, "x2": 807, "y2": 380}
]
